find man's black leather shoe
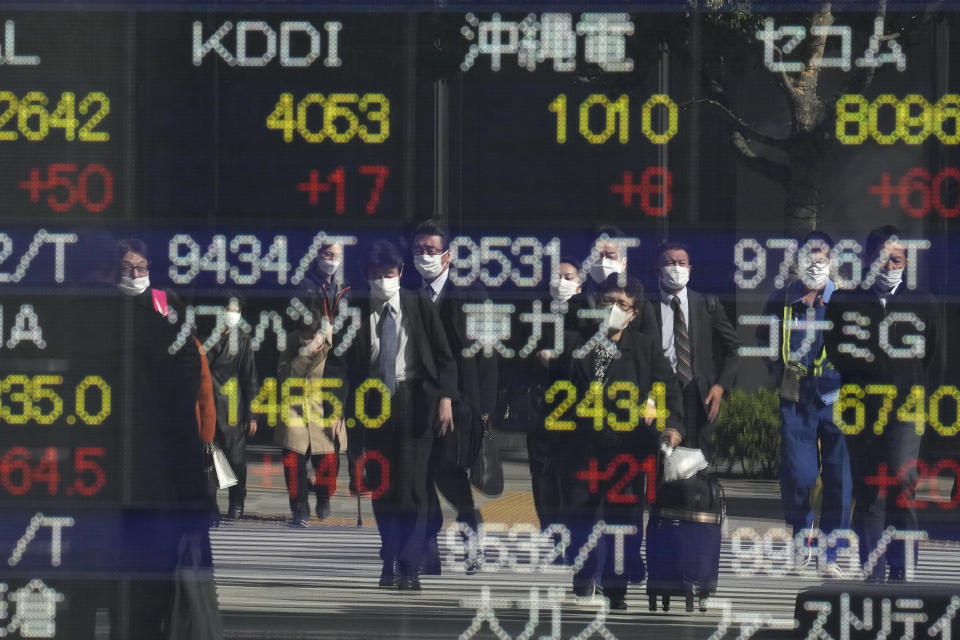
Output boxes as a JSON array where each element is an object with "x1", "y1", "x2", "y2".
[
  {"x1": 397, "y1": 575, "x2": 422, "y2": 591},
  {"x1": 379, "y1": 563, "x2": 398, "y2": 588}
]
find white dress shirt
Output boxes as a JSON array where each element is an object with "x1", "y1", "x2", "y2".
[
  {"x1": 423, "y1": 268, "x2": 449, "y2": 303},
  {"x1": 369, "y1": 293, "x2": 420, "y2": 383},
  {"x1": 659, "y1": 286, "x2": 690, "y2": 374}
]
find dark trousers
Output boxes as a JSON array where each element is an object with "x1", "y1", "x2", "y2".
[
  {"x1": 427, "y1": 429, "x2": 481, "y2": 531},
  {"x1": 528, "y1": 429, "x2": 565, "y2": 529},
  {"x1": 682, "y1": 381, "x2": 714, "y2": 461},
  {"x1": 215, "y1": 422, "x2": 248, "y2": 509},
  {"x1": 848, "y1": 420, "x2": 922, "y2": 578},
  {"x1": 365, "y1": 380, "x2": 436, "y2": 576},
  {"x1": 561, "y1": 441, "x2": 648, "y2": 599},
  {"x1": 282, "y1": 444, "x2": 339, "y2": 518}
]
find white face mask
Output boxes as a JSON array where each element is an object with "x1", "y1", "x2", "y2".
[
  {"x1": 590, "y1": 257, "x2": 623, "y2": 283},
  {"x1": 605, "y1": 305, "x2": 634, "y2": 333},
  {"x1": 224, "y1": 310, "x2": 241, "y2": 328},
  {"x1": 802, "y1": 261, "x2": 830, "y2": 289},
  {"x1": 550, "y1": 277, "x2": 580, "y2": 302},
  {"x1": 876, "y1": 267, "x2": 903, "y2": 292},
  {"x1": 660, "y1": 265, "x2": 690, "y2": 291},
  {"x1": 414, "y1": 252, "x2": 447, "y2": 280},
  {"x1": 117, "y1": 275, "x2": 150, "y2": 296},
  {"x1": 317, "y1": 259, "x2": 340, "y2": 276},
  {"x1": 369, "y1": 276, "x2": 401, "y2": 300}
]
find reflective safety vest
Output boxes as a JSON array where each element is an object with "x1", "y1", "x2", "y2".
[{"x1": 781, "y1": 295, "x2": 833, "y2": 378}]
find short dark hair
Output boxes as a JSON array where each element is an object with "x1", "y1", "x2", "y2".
[
  {"x1": 222, "y1": 290, "x2": 247, "y2": 311},
  {"x1": 865, "y1": 224, "x2": 902, "y2": 259},
  {"x1": 117, "y1": 238, "x2": 150, "y2": 265},
  {"x1": 800, "y1": 231, "x2": 834, "y2": 251},
  {"x1": 559, "y1": 256, "x2": 582, "y2": 271},
  {"x1": 365, "y1": 239, "x2": 405, "y2": 275},
  {"x1": 597, "y1": 273, "x2": 644, "y2": 310},
  {"x1": 412, "y1": 219, "x2": 451, "y2": 250},
  {"x1": 657, "y1": 241, "x2": 692, "y2": 262},
  {"x1": 593, "y1": 225, "x2": 625, "y2": 240}
]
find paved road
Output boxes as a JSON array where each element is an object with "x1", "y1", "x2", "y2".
[{"x1": 211, "y1": 449, "x2": 960, "y2": 640}]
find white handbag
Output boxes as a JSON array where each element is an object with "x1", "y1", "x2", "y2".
[{"x1": 210, "y1": 443, "x2": 238, "y2": 489}]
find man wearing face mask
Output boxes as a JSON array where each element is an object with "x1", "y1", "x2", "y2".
[
  {"x1": 411, "y1": 220, "x2": 495, "y2": 575},
  {"x1": 759, "y1": 231, "x2": 851, "y2": 578},
  {"x1": 347, "y1": 239, "x2": 457, "y2": 591},
  {"x1": 652, "y1": 242, "x2": 741, "y2": 461},
  {"x1": 560, "y1": 274, "x2": 682, "y2": 609},
  {"x1": 825, "y1": 225, "x2": 940, "y2": 581},
  {"x1": 206, "y1": 295, "x2": 259, "y2": 519}
]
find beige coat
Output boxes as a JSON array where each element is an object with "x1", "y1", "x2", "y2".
[{"x1": 273, "y1": 325, "x2": 343, "y2": 455}]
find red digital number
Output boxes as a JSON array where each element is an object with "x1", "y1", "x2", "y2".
[
  {"x1": 18, "y1": 163, "x2": 114, "y2": 213},
  {"x1": 354, "y1": 450, "x2": 390, "y2": 500},
  {"x1": 610, "y1": 167, "x2": 673, "y2": 217},
  {"x1": 868, "y1": 168, "x2": 960, "y2": 219},
  {"x1": 1, "y1": 446, "x2": 32, "y2": 495},
  {"x1": 73, "y1": 446, "x2": 106, "y2": 496}
]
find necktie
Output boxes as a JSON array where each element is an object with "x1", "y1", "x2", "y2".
[
  {"x1": 424, "y1": 283, "x2": 435, "y2": 303},
  {"x1": 672, "y1": 297, "x2": 693, "y2": 385},
  {"x1": 378, "y1": 302, "x2": 398, "y2": 394}
]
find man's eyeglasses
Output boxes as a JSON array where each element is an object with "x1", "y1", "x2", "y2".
[
  {"x1": 413, "y1": 248, "x2": 446, "y2": 256},
  {"x1": 120, "y1": 263, "x2": 149, "y2": 276},
  {"x1": 599, "y1": 296, "x2": 635, "y2": 312}
]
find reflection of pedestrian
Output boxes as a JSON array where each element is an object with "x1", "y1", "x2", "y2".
[
  {"x1": 276, "y1": 320, "x2": 344, "y2": 526},
  {"x1": 347, "y1": 240, "x2": 457, "y2": 591},
  {"x1": 562, "y1": 275, "x2": 682, "y2": 611},
  {"x1": 826, "y1": 225, "x2": 940, "y2": 581},
  {"x1": 651, "y1": 242, "x2": 741, "y2": 461},
  {"x1": 206, "y1": 295, "x2": 259, "y2": 519},
  {"x1": 760, "y1": 232, "x2": 851, "y2": 578},
  {"x1": 112, "y1": 238, "x2": 214, "y2": 638}
]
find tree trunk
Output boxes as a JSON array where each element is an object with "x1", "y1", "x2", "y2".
[{"x1": 783, "y1": 136, "x2": 824, "y2": 235}]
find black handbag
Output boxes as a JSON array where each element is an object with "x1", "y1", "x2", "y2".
[{"x1": 469, "y1": 421, "x2": 504, "y2": 496}]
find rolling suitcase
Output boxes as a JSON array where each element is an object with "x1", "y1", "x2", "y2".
[{"x1": 645, "y1": 470, "x2": 725, "y2": 612}]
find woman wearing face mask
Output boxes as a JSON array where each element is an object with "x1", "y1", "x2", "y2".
[
  {"x1": 205, "y1": 295, "x2": 259, "y2": 519},
  {"x1": 558, "y1": 274, "x2": 683, "y2": 610},
  {"x1": 111, "y1": 238, "x2": 216, "y2": 636}
]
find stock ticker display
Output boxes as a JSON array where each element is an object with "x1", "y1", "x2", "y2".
[{"x1": 1, "y1": 3, "x2": 960, "y2": 639}]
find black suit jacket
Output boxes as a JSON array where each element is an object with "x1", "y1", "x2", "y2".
[
  {"x1": 653, "y1": 288, "x2": 742, "y2": 406},
  {"x1": 825, "y1": 284, "x2": 940, "y2": 393},
  {"x1": 347, "y1": 288, "x2": 458, "y2": 432},
  {"x1": 430, "y1": 278, "x2": 498, "y2": 415},
  {"x1": 569, "y1": 326, "x2": 685, "y2": 439}
]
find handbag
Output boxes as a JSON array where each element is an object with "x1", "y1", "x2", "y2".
[
  {"x1": 469, "y1": 421, "x2": 504, "y2": 496},
  {"x1": 660, "y1": 443, "x2": 709, "y2": 483},
  {"x1": 203, "y1": 442, "x2": 237, "y2": 491},
  {"x1": 168, "y1": 533, "x2": 224, "y2": 640}
]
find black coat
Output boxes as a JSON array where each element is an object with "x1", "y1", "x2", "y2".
[
  {"x1": 206, "y1": 329, "x2": 259, "y2": 431},
  {"x1": 825, "y1": 285, "x2": 940, "y2": 393}
]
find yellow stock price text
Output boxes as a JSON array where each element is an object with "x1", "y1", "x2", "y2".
[
  {"x1": 0, "y1": 91, "x2": 110, "y2": 142},
  {"x1": 0, "y1": 374, "x2": 111, "y2": 426},
  {"x1": 222, "y1": 376, "x2": 390, "y2": 430},
  {"x1": 544, "y1": 380, "x2": 669, "y2": 432},
  {"x1": 834, "y1": 384, "x2": 960, "y2": 436},
  {"x1": 836, "y1": 94, "x2": 960, "y2": 145},
  {"x1": 266, "y1": 92, "x2": 389, "y2": 143},
  {"x1": 548, "y1": 94, "x2": 678, "y2": 145}
]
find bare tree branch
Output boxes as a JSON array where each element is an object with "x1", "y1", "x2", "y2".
[
  {"x1": 731, "y1": 132, "x2": 789, "y2": 186},
  {"x1": 682, "y1": 98, "x2": 789, "y2": 148}
]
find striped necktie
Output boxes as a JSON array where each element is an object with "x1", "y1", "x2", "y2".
[{"x1": 672, "y1": 296, "x2": 693, "y2": 385}]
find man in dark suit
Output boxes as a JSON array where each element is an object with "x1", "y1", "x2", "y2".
[
  {"x1": 651, "y1": 241, "x2": 741, "y2": 460},
  {"x1": 825, "y1": 225, "x2": 940, "y2": 581},
  {"x1": 411, "y1": 220, "x2": 496, "y2": 574},
  {"x1": 347, "y1": 240, "x2": 458, "y2": 591}
]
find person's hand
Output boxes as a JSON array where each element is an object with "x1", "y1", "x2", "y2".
[
  {"x1": 246, "y1": 419, "x2": 258, "y2": 437},
  {"x1": 662, "y1": 428, "x2": 682, "y2": 447},
  {"x1": 704, "y1": 384, "x2": 724, "y2": 422},
  {"x1": 644, "y1": 397, "x2": 657, "y2": 426},
  {"x1": 536, "y1": 350, "x2": 554, "y2": 368},
  {"x1": 306, "y1": 333, "x2": 324, "y2": 355},
  {"x1": 435, "y1": 397, "x2": 454, "y2": 436},
  {"x1": 331, "y1": 416, "x2": 345, "y2": 442}
]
